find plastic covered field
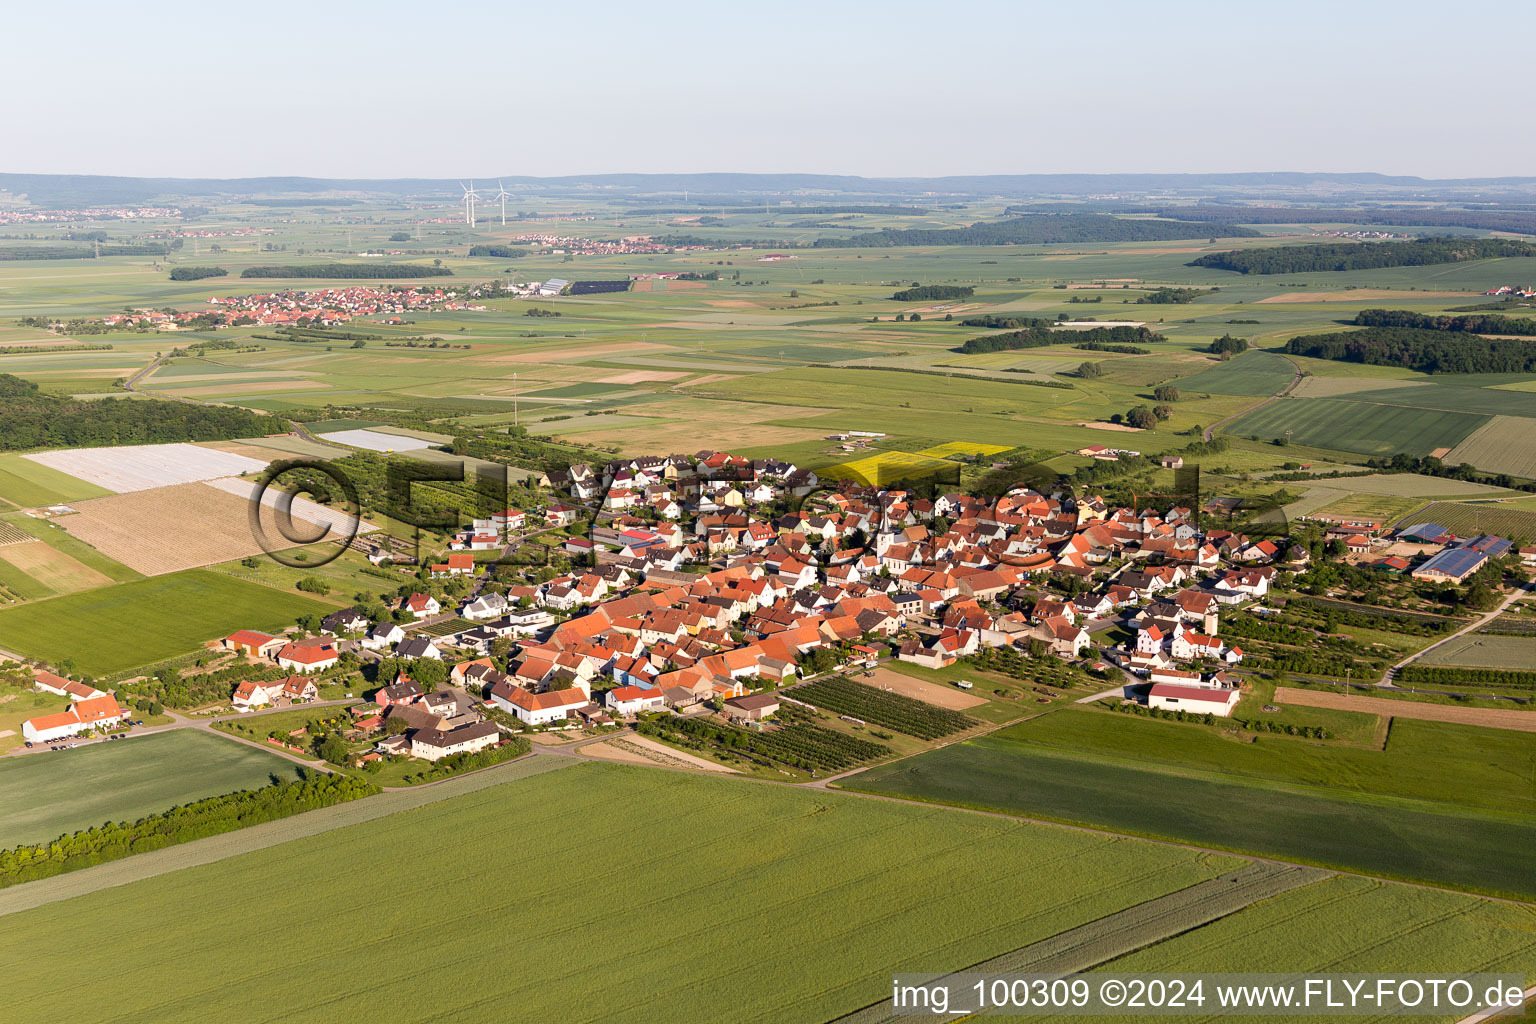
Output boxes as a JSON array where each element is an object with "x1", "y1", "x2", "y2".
[{"x1": 23, "y1": 444, "x2": 267, "y2": 493}]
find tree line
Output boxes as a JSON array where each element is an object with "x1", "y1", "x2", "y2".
[
  {"x1": 892, "y1": 284, "x2": 973, "y2": 301},
  {"x1": 1137, "y1": 286, "x2": 1215, "y2": 304},
  {"x1": 1190, "y1": 237, "x2": 1536, "y2": 274},
  {"x1": 0, "y1": 772, "x2": 376, "y2": 888},
  {"x1": 958, "y1": 325, "x2": 1166, "y2": 354},
  {"x1": 0, "y1": 374, "x2": 273, "y2": 451},
  {"x1": 1282, "y1": 327, "x2": 1536, "y2": 374},
  {"x1": 240, "y1": 264, "x2": 453, "y2": 279},
  {"x1": 814, "y1": 214, "x2": 1257, "y2": 248},
  {"x1": 467, "y1": 245, "x2": 529, "y2": 258},
  {"x1": 1354, "y1": 308, "x2": 1536, "y2": 337},
  {"x1": 169, "y1": 266, "x2": 228, "y2": 281},
  {"x1": 1158, "y1": 205, "x2": 1536, "y2": 236}
]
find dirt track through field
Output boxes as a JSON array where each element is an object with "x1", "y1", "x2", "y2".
[
  {"x1": 1275, "y1": 687, "x2": 1536, "y2": 733},
  {"x1": 833, "y1": 862, "x2": 1329, "y2": 1024},
  {"x1": 0, "y1": 756, "x2": 574, "y2": 918}
]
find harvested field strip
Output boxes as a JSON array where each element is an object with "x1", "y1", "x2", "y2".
[
  {"x1": 0, "y1": 539, "x2": 114, "y2": 594},
  {"x1": 2, "y1": 513, "x2": 142, "y2": 583},
  {"x1": 581, "y1": 735, "x2": 740, "y2": 773},
  {"x1": 835, "y1": 862, "x2": 1328, "y2": 1024},
  {"x1": 0, "y1": 755, "x2": 574, "y2": 919},
  {"x1": 54, "y1": 482, "x2": 362, "y2": 577},
  {"x1": 862, "y1": 666, "x2": 988, "y2": 709},
  {"x1": 1274, "y1": 687, "x2": 1536, "y2": 733}
]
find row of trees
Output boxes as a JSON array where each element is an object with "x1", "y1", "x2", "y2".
[
  {"x1": 892, "y1": 284, "x2": 973, "y2": 301},
  {"x1": 168, "y1": 266, "x2": 228, "y2": 281},
  {"x1": 1136, "y1": 286, "x2": 1214, "y2": 304},
  {"x1": 1354, "y1": 308, "x2": 1536, "y2": 337},
  {"x1": 239, "y1": 264, "x2": 453, "y2": 279},
  {"x1": 1282, "y1": 326, "x2": 1536, "y2": 374},
  {"x1": 0, "y1": 374, "x2": 272, "y2": 452},
  {"x1": 467, "y1": 245, "x2": 529, "y2": 258},
  {"x1": 1159, "y1": 205, "x2": 1536, "y2": 236},
  {"x1": 1190, "y1": 237, "x2": 1536, "y2": 274},
  {"x1": 0, "y1": 772, "x2": 376, "y2": 888},
  {"x1": 958, "y1": 324, "x2": 1165, "y2": 355},
  {"x1": 814, "y1": 214, "x2": 1256, "y2": 248}
]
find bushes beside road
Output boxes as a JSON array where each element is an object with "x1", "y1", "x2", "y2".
[{"x1": 0, "y1": 771, "x2": 376, "y2": 888}]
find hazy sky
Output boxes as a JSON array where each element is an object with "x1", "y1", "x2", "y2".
[{"x1": 5, "y1": 0, "x2": 1526, "y2": 180}]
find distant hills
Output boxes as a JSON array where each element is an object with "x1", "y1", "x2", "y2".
[{"x1": 7, "y1": 170, "x2": 1536, "y2": 208}]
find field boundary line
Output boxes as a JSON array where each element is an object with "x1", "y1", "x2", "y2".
[
  {"x1": 0, "y1": 755, "x2": 573, "y2": 919},
  {"x1": 831, "y1": 861, "x2": 1330, "y2": 1024},
  {"x1": 1203, "y1": 353, "x2": 1302, "y2": 441}
]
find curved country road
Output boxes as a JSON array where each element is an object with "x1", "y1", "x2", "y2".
[{"x1": 1203, "y1": 353, "x2": 1303, "y2": 442}]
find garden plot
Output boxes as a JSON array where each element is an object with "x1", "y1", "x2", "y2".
[
  {"x1": 55, "y1": 481, "x2": 373, "y2": 576},
  {"x1": 315, "y1": 428, "x2": 432, "y2": 452},
  {"x1": 23, "y1": 443, "x2": 267, "y2": 493}
]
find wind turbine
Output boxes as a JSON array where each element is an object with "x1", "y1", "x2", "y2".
[
  {"x1": 460, "y1": 181, "x2": 480, "y2": 227},
  {"x1": 494, "y1": 180, "x2": 512, "y2": 226}
]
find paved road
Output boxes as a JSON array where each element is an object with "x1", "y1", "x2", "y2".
[
  {"x1": 1381, "y1": 587, "x2": 1526, "y2": 688},
  {"x1": 1203, "y1": 353, "x2": 1303, "y2": 442}
]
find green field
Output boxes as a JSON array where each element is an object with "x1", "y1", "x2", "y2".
[
  {"x1": 1446, "y1": 416, "x2": 1536, "y2": 480},
  {"x1": 0, "y1": 761, "x2": 1242, "y2": 1021},
  {"x1": 1417, "y1": 634, "x2": 1536, "y2": 669},
  {"x1": 983, "y1": 709, "x2": 1534, "y2": 815},
  {"x1": 1395, "y1": 500, "x2": 1536, "y2": 541},
  {"x1": 0, "y1": 730, "x2": 305, "y2": 849},
  {"x1": 0, "y1": 453, "x2": 113, "y2": 508},
  {"x1": 845, "y1": 715, "x2": 1536, "y2": 899},
  {"x1": 1103, "y1": 874, "x2": 1536, "y2": 984},
  {"x1": 1223, "y1": 396, "x2": 1488, "y2": 456},
  {"x1": 1173, "y1": 350, "x2": 1297, "y2": 396},
  {"x1": 0, "y1": 570, "x2": 332, "y2": 676}
]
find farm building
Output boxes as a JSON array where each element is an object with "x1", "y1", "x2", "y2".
[
  {"x1": 723, "y1": 693, "x2": 781, "y2": 722},
  {"x1": 1396, "y1": 522, "x2": 1452, "y2": 545},
  {"x1": 1411, "y1": 547, "x2": 1488, "y2": 583},
  {"x1": 223, "y1": 630, "x2": 286, "y2": 658},
  {"x1": 23, "y1": 695, "x2": 129, "y2": 742},
  {"x1": 1146, "y1": 683, "x2": 1238, "y2": 717}
]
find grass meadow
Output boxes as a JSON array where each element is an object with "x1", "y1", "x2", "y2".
[
  {"x1": 0, "y1": 730, "x2": 304, "y2": 848},
  {"x1": 0, "y1": 569, "x2": 331, "y2": 676}
]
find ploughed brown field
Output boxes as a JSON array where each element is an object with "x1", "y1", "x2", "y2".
[
  {"x1": 1275, "y1": 686, "x2": 1536, "y2": 733},
  {"x1": 862, "y1": 666, "x2": 988, "y2": 710},
  {"x1": 51, "y1": 482, "x2": 360, "y2": 576}
]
